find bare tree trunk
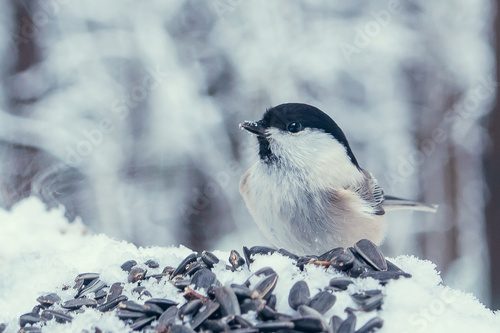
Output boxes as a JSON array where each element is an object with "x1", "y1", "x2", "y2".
[{"x1": 484, "y1": 6, "x2": 500, "y2": 310}]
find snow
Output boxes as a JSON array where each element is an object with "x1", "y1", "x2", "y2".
[{"x1": 0, "y1": 198, "x2": 498, "y2": 333}]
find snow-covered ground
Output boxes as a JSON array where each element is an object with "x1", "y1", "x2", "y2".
[{"x1": 0, "y1": 198, "x2": 498, "y2": 333}]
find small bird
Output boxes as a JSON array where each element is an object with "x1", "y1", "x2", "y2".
[{"x1": 239, "y1": 103, "x2": 437, "y2": 255}]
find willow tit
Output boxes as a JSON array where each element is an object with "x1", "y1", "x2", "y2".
[{"x1": 239, "y1": 103, "x2": 437, "y2": 255}]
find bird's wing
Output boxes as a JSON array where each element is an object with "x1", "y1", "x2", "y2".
[{"x1": 347, "y1": 169, "x2": 385, "y2": 216}]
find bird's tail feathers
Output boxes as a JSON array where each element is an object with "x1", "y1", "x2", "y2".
[{"x1": 383, "y1": 195, "x2": 438, "y2": 213}]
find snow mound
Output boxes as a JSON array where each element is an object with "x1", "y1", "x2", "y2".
[{"x1": 0, "y1": 198, "x2": 498, "y2": 333}]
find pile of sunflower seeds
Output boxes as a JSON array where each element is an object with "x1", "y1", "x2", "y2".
[{"x1": 14, "y1": 239, "x2": 411, "y2": 333}]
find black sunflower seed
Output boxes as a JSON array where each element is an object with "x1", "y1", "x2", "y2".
[
  {"x1": 129, "y1": 315, "x2": 156, "y2": 331},
  {"x1": 249, "y1": 246, "x2": 276, "y2": 257},
  {"x1": 41, "y1": 310, "x2": 73, "y2": 324},
  {"x1": 62, "y1": 298, "x2": 97, "y2": 310},
  {"x1": 203, "y1": 319, "x2": 230, "y2": 332},
  {"x1": 144, "y1": 259, "x2": 159, "y2": 268},
  {"x1": 251, "y1": 273, "x2": 278, "y2": 299},
  {"x1": 191, "y1": 268, "x2": 217, "y2": 289},
  {"x1": 337, "y1": 312, "x2": 357, "y2": 333},
  {"x1": 258, "y1": 305, "x2": 278, "y2": 321},
  {"x1": 201, "y1": 251, "x2": 220, "y2": 269},
  {"x1": 354, "y1": 293, "x2": 384, "y2": 312},
  {"x1": 329, "y1": 277, "x2": 354, "y2": 291},
  {"x1": 354, "y1": 240, "x2": 387, "y2": 271},
  {"x1": 240, "y1": 299, "x2": 265, "y2": 314},
  {"x1": 229, "y1": 250, "x2": 246, "y2": 270},
  {"x1": 267, "y1": 294, "x2": 277, "y2": 310},
  {"x1": 330, "y1": 251, "x2": 355, "y2": 272},
  {"x1": 36, "y1": 293, "x2": 61, "y2": 307},
  {"x1": 298, "y1": 305, "x2": 323, "y2": 320},
  {"x1": 162, "y1": 266, "x2": 175, "y2": 275},
  {"x1": 172, "y1": 253, "x2": 198, "y2": 277},
  {"x1": 185, "y1": 262, "x2": 205, "y2": 277},
  {"x1": 128, "y1": 267, "x2": 147, "y2": 283},
  {"x1": 107, "y1": 282, "x2": 124, "y2": 302},
  {"x1": 255, "y1": 321, "x2": 295, "y2": 331},
  {"x1": 97, "y1": 295, "x2": 128, "y2": 312},
  {"x1": 75, "y1": 273, "x2": 100, "y2": 284},
  {"x1": 234, "y1": 315, "x2": 253, "y2": 328},
  {"x1": 31, "y1": 305, "x2": 43, "y2": 314},
  {"x1": 288, "y1": 280, "x2": 310, "y2": 310},
  {"x1": 118, "y1": 300, "x2": 148, "y2": 313},
  {"x1": 76, "y1": 278, "x2": 107, "y2": 298},
  {"x1": 156, "y1": 306, "x2": 178, "y2": 332},
  {"x1": 121, "y1": 260, "x2": 138, "y2": 272},
  {"x1": 116, "y1": 309, "x2": 146, "y2": 320},
  {"x1": 319, "y1": 247, "x2": 344, "y2": 261},
  {"x1": 243, "y1": 246, "x2": 252, "y2": 268},
  {"x1": 360, "y1": 270, "x2": 411, "y2": 283},
  {"x1": 278, "y1": 248, "x2": 299, "y2": 260},
  {"x1": 214, "y1": 286, "x2": 241, "y2": 316},
  {"x1": 94, "y1": 289, "x2": 107, "y2": 300},
  {"x1": 231, "y1": 284, "x2": 252, "y2": 300},
  {"x1": 308, "y1": 291, "x2": 336, "y2": 314},
  {"x1": 355, "y1": 316, "x2": 383, "y2": 333},
  {"x1": 330, "y1": 315, "x2": 343, "y2": 333},
  {"x1": 145, "y1": 298, "x2": 178, "y2": 310},
  {"x1": 0, "y1": 324, "x2": 5, "y2": 333},
  {"x1": 191, "y1": 301, "x2": 220, "y2": 329},
  {"x1": 179, "y1": 299, "x2": 203, "y2": 318},
  {"x1": 292, "y1": 316, "x2": 326, "y2": 332},
  {"x1": 170, "y1": 325, "x2": 196, "y2": 333},
  {"x1": 19, "y1": 313, "x2": 41, "y2": 327}
]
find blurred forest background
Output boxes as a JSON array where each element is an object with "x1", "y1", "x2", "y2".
[{"x1": 0, "y1": 1, "x2": 498, "y2": 308}]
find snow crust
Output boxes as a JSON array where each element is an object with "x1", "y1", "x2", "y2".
[{"x1": 0, "y1": 198, "x2": 498, "y2": 333}]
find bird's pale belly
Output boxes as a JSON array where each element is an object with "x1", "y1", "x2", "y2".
[{"x1": 242, "y1": 179, "x2": 386, "y2": 255}]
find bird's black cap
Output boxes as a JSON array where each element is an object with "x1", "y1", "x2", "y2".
[{"x1": 253, "y1": 103, "x2": 359, "y2": 167}]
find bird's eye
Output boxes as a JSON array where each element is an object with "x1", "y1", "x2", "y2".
[{"x1": 287, "y1": 122, "x2": 303, "y2": 133}]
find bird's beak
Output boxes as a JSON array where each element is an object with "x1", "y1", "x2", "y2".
[{"x1": 239, "y1": 120, "x2": 268, "y2": 137}]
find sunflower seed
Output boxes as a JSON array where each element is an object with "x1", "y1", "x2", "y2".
[
  {"x1": 36, "y1": 293, "x2": 61, "y2": 307},
  {"x1": 75, "y1": 273, "x2": 100, "y2": 284},
  {"x1": 354, "y1": 240, "x2": 387, "y2": 271},
  {"x1": 129, "y1": 316, "x2": 155, "y2": 331},
  {"x1": 156, "y1": 306, "x2": 178, "y2": 332},
  {"x1": 229, "y1": 250, "x2": 245, "y2": 270},
  {"x1": 231, "y1": 284, "x2": 252, "y2": 300},
  {"x1": 94, "y1": 289, "x2": 107, "y2": 300},
  {"x1": 355, "y1": 317, "x2": 383, "y2": 333},
  {"x1": 329, "y1": 277, "x2": 354, "y2": 291},
  {"x1": 128, "y1": 267, "x2": 147, "y2": 283},
  {"x1": 330, "y1": 315, "x2": 343, "y2": 333},
  {"x1": 258, "y1": 305, "x2": 278, "y2": 321},
  {"x1": 298, "y1": 305, "x2": 324, "y2": 320},
  {"x1": 76, "y1": 279, "x2": 107, "y2": 298},
  {"x1": 185, "y1": 261, "x2": 205, "y2": 277},
  {"x1": 330, "y1": 251, "x2": 355, "y2": 271},
  {"x1": 172, "y1": 253, "x2": 198, "y2": 277},
  {"x1": 243, "y1": 246, "x2": 252, "y2": 268},
  {"x1": 254, "y1": 321, "x2": 295, "y2": 331},
  {"x1": 278, "y1": 248, "x2": 299, "y2": 260},
  {"x1": 240, "y1": 299, "x2": 265, "y2": 314},
  {"x1": 116, "y1": 310, "x2": 146, "y2": 320},
  {"x1": 251, "y1": 273, "x2": 278, "y2": 299},
  {"x1": 191, "y1": 301, "x2": 220, "y2": 329},
  {"x1": 170, "y1": 325, "x2": 196, "y2": 333},
  {"x1": 191, "y1": 268, "x2": 217, "y2": 289},
  {"x1": 62, "y1": 298, "x2": 97, "y2": 310},
  {"x1": 267, "y1": 294, "x2": 277, "y2": 310},
  {"x1": 179, "y1": 299, "x2": 203, "y2": 318},
  {"x1": 120, "y1": 260, "x2": 138, "y2": 272},
  {"x1": 145, "y1": 259, "x2": 159, "y2": 268},
  {"x1": 360, "y1": 270, "x2": 411, "y2": 283},
  {"x1": 107, "y1": 282, "x2": 124, "y2": 302},
  {"x1": 354, "y1": 293, "x2": 384, "y2": 312},
  {"x1": 288, "y1": 281, "x2": 310, "y2": 310},
  {"x1": 203, "y1": 319, "x2": 230, "y2": 332},
  {"x1": 319, "y1": 247, "x2": 344, "y2": 261},
  {"x1": 19, "y1": 313, "x2": 41, "y2": 327},
  {"x1": 234, "y1": 315, "x2": 253, "y2": 328},
  {"x1": 145, "y1": 298, "x2": 178, "y2": 310},
  {"x1": 97, "y1": 295, "x2": 128, "y2": 312},
  {"x1": 292, "y1": 316, "x2": 326, "y2": 332},
  {"x1": 118, "y1": 300, "x2": 148, "y2": 313},
  {"x1": 214, "y1": 286, "x2": 241, "y2": 316},
  {"x1": 0, "y1": 324, "x2": 5, "y2": 333},
  {"x1": 337, "y1": 312, "x2": 357, "y2": 333},
  {"x1": 41, "y1": 310, "x2": 73, "y2": 324},
  {"x1": 308, "y1": 291, "x2": 336, "y2": 314},
  {"x1": 162, "y1": 266, "x2": 175, "y2": 275},
  {"x1": 201, "y1": 251, "x2": 220, "y2": 268}
]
